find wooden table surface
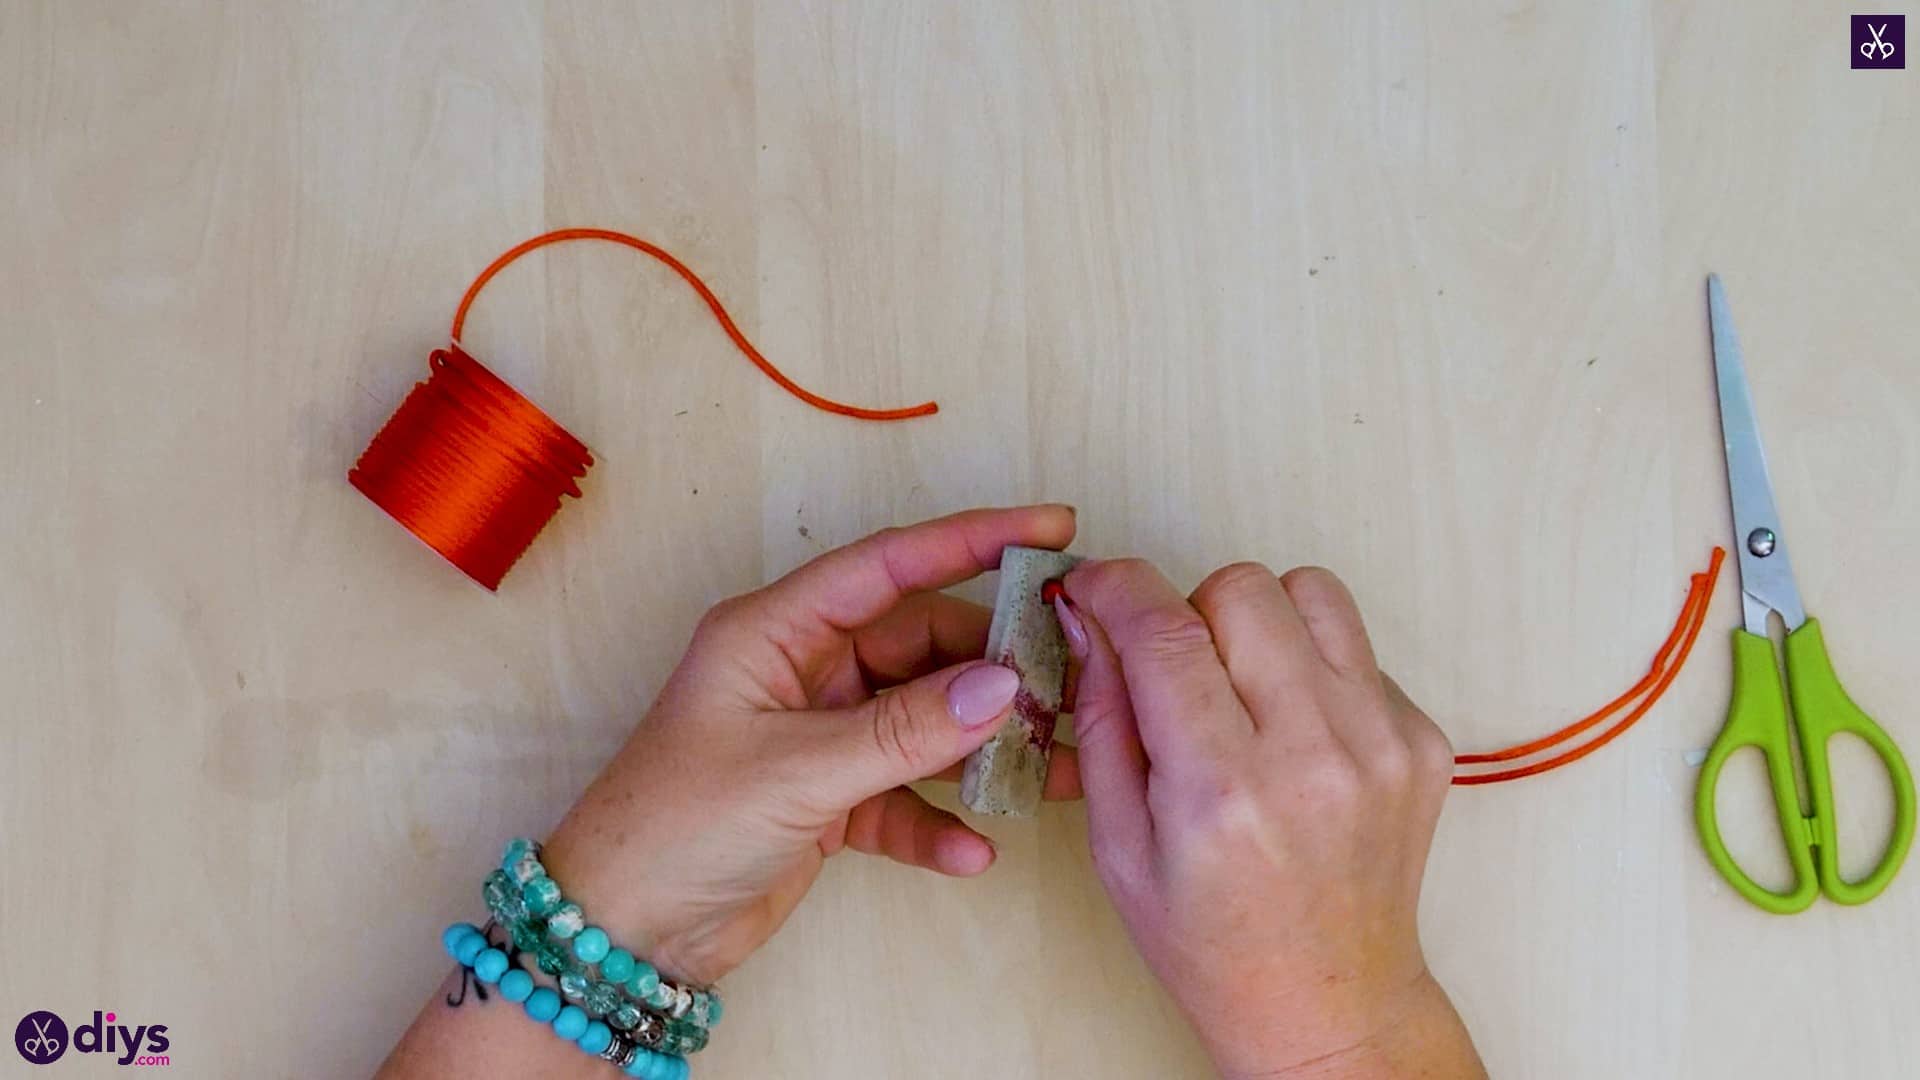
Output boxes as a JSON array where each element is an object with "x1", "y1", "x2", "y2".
[{"x1": 6, "y1": 2, "x2": 1916, "y2": 1077}]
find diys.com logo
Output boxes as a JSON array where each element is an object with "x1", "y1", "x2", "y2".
[{"x1": 13, "y1": 1010, "x2": 170, "y2": 1067}]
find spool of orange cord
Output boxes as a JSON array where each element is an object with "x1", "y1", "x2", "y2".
[{"x1": 349, "y1": 228, "x2": 938, "y2": 590}]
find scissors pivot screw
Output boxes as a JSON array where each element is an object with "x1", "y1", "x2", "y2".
[{"x1": 1747, "y1": 527, "x2": 1776, "y2": 558}]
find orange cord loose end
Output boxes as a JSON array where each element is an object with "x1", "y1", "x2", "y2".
[
  {"x1": 450, "y1": 228, "x2": 938, "y2": 421},
  {"x1": 1451, "y1": 547, "x2": 1725, "y2": 786}
]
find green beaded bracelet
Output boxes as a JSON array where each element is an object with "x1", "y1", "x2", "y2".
[
  {"x1": 483, "y1": 905, "x2": 707, "y2": 1055},
  {"x1": 487, "y1": 841, "x2": 720, "y2": 1047}
]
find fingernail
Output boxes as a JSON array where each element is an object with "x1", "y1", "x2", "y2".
[
  {"x1": 948, "y1": 664, "x2": 1020, "y2": 727},
  {"x1": 1053, "y1": 595, "x2": 1088, "y2": 659}
]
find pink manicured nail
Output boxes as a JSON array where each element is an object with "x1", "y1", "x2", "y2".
[
  {"x1": 1053, "y1": 595, "x2": 1088, "y2": 659},
  {"x1": 948, "y1": 664, "x2": 1019, "y2": 727},
  {"x1": 935, "y1": 831, "x2": 996, "y2": 876}
]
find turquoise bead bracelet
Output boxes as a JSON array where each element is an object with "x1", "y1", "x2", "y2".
[
  {"x1": 502, "y1": 839, "x2": 720, "y2": 1027},
  {"x1": 494, "y1": 839, "x2": 721, "y2": 1034},
  {"x1": 444, "y1": 922, "x2": 690, "y2": 1079},
  {"x1": 481, "y1": 876, "x2": 711, "y2": 1056}
]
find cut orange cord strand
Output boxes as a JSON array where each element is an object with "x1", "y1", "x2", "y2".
[
  {"x1": 1451, "y1": 547, "x2": 1725, "y2": 785},
  {"x1": 451, "y1": 228, "x2": 939, "y2": 422}
]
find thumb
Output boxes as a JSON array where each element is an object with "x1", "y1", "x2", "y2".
[
  {"x1": 798, "y1": 661, "x2": 1020, "y2": 809},
  {"x1": 1054, "y1": 592, "x2": 1153, "y2": 883}
]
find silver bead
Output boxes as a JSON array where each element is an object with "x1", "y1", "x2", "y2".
[
  {"x1": 600, "y1": 1033, "x2": 637, "y2": 1067},
  {"x1": 670, "y1": 986, "x2": 694, "y2": 1018},
  {"x1": 630, "y1": 1012, "x2": 664, "y2": 1048}
]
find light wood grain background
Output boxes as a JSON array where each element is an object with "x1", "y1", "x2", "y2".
[{"x1": 4, "y1": 2, "x2": 1916, "y2": 1077}]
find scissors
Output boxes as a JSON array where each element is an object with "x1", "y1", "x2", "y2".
[
  {"x1": 21, "y1": 1015, "x2": 61, "y2": 1059},
  {"x1": 1862, "y1": 22, "x2": 1895, "y2": 61},
  {"x1": 1692, "y1": 275, "x2": 1916, "y2": 912}
]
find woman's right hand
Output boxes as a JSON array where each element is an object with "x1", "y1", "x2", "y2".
[{"x1": 1056, "y1": 559, "x2": 1485, "y2": 1079}]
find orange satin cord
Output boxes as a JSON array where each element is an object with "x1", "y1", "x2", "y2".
[
  {"x1": 349, "y1": 345, "x2": 593, "y2": 590},
  {"x1": 1451, "y1": 547, "x2": 1725, "y2": 786},
  {"x1": 1455, "y1": 552, "x2": 1718, "y2": 764},
  {"x1": 451, "y1": 228, "x2": 939, "y2": 422},
  {"x1": 352, "y1": 227, "x2": 940, "y2": 589}
]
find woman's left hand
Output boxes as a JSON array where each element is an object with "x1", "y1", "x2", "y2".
[{"x1": 539, "y1": 505, "x2": 1082, "y2": 986}]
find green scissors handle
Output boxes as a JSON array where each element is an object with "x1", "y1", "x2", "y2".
[{"x1": 1694, "y1": 619, "x2": 1916, "y2": 913}]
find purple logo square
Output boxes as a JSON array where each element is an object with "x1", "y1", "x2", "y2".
[{"x1": 1853, "y1": 15, "x2": 1904, "y2": 68}]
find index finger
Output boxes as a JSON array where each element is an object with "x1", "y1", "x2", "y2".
[
  {"x1": 756, "y1": 505, "x2": 1078, "y2": 631},
  {"x1": 1064, "y1": 557, "x2": 1253, "y2": 771}
]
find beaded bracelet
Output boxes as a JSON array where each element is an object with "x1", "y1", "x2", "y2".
[
  {"x1": 478, "y1": 838, "x2": 714, "y2": 1059},
  {"x1": 443, "y1": 923, "x2": 690, "y2": 1079},
  {"x1": 496, "y1": 839, "x2": 721, "y2": 1033},
  {"x1": 479, "y1": 893, "x2": 709, "y2": 1056}
]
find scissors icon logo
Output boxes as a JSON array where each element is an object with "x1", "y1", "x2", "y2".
[
  {"x1": 1862, "y1": 22, "x2": 1894, "y2": 59},
  {"x1": 1852, "y1": 14, "x2": 1905, "y2": 68},
  {"x1": 12, "y1": 1011, "x2": 69, "y2": 1063},
  {"x1": 22, "y1": 1020, "x2": 60, "y2": 1057}
]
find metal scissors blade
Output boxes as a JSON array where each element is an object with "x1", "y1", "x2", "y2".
[{"x1": 1708, "y1": 274, "x2": 1805, "y2": 634}]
